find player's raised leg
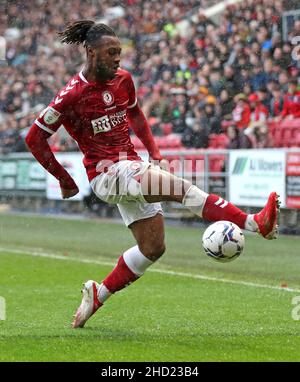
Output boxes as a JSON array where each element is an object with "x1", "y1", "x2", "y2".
[
  {"x1": 72, "y1": 213, "x2": 165, "y2": 328},
  {"x1": 140, "y1": 165, "x2": 280, "y2": 240}
]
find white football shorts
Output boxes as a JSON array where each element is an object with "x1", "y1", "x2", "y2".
[{"x1": 90, "y1": 160, "x2": 163, "y2": 227}]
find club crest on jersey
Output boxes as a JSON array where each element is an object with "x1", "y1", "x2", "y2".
[
  {"x1": 42, "y1": 107, "x2": 61, "y2": 125},
  {"x1": 102, "y1": 91, "x2": 114, "y2": 106}
]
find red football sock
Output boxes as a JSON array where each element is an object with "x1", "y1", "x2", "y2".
[
  {"x1": 103, "y1": 255, "x2": 139, "y2": 293},
  {"x1": 202, "y1": 194, "x2": 247, "y2": 229}
]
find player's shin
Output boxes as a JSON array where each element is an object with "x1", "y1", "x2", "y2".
[
  {"x1": 97, "y1": 245, "x2": 153, "y2": 303},
  {"x1": 182, "y1": 186, "x2": 255, "y2": 231}
]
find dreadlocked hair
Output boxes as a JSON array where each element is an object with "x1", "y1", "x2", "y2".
[{"x1": 57, "y1": 20, "x2": 116, "y2": 46}]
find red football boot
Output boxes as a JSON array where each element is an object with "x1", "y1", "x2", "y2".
[{"x1": 254, "y1": 192, "x2": 280, "y2": 240}]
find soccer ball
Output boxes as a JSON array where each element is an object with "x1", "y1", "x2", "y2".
[{"x1": 202, "y1": 221, "x2": 245, "y2": 262}]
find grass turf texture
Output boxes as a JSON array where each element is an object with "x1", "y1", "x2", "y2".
[{"x1": 0, "y1": 213, "x2": 300, "y2": 361}]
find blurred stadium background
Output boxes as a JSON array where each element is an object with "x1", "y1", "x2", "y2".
[
  {"x1": 0, "y1": 0, "x2": 300, "y2": 232},
  {"x1": 1, "y1": 0, "x2": 300, "y2": 362}
]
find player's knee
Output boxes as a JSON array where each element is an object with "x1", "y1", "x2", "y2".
[
  {"x1": 141, "y1": 242, "x2": 166, "y2": 261},
  {"x1": 155, "y1": 242, "x2": 166, "y2": 258}
]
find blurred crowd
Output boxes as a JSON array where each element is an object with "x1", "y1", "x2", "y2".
[{"x1": 0, "y1": 0, "x2": 300, "y2": 155}]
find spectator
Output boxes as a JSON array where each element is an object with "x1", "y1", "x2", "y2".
[
  {"x1": 181, "y1": 121, "x2": 209, "y2": 149},
  {"x1": 250, "y1": 65, "x2": 269, "y2": 91},
  {"x1": 226, "y1": 125, "x2": 252, "y2": 149},
  {"x1": 278, "y1": 70, "x2": 290, "y2": 92},
  {"x1": 270, "y1": 83, "x2": 284, "y2": 117},
  {"x1": 232, "y1": 94, "x2": 251, "y2": 129},
  {"x1": 281, "y1": 79, "x2": 300, "y2": 119},
  {"x1": 248, "y1": 93, "x2": 269, "y2": 123},
  {"x1": 209, "y1": 70, "x2": 224, "y2": 96},
  {"x1": 1, "y1": 0, "x2": 299, "y2": 153},
  {"x1": 222, "y1": 65, "x2": 244, "y2": 96},
  {"x1": 201, "y1": 95, "x2": 221, "y2": 134},
  {"x1": 197, "y1": 86, "x2": 209, "y2": 109},
  {"x1": 171, "y1": 103, "x2": 188, "y2": 134},
  {"x1": 247, "y1": 122, "x2": 274, "y2": 148},
  {"x1": 219, "y1": 89, "x2": 233, "y2": 119},
  {"x1": 142, "y1": 89, "x2": 172, "y2": 124},
  {"x1": 257, "y1": 87, "x2": 271, "y2": 111}
]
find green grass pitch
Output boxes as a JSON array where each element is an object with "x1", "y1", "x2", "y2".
[{"x1": 0, "y1": 213, "x2": 300, "y2": 361}]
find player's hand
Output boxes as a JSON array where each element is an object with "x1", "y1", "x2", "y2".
[
  {"x1": 59, "y1": 177, "x2": 79, "y2": 199},
  {"x1": 60, "y1": 186, "x2": 79, "y2": 199}
]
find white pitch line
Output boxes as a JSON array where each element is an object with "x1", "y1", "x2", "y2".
[{"x1": 1, "y1": 246, "x2": 300, "y2": 294}]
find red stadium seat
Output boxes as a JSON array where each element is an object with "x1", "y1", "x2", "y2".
[
  {"x1": 156, "y1": 136, "x2": 168, "y2": 148},
  {"x1": 268, "y1": 118, "x2": 300, "y2": 147},
  {"x1": 154, "y1": 134, "x2": 183, "y2": 149},
  {"x1": 161, "y1": 123, "x2": 173, "y2": 136},
  {"x1": 293, "y1": 132, "x2": 300, "y2": 147},
  {"x1": 208, "y1": 134, "x2": 229, "y2": 149},
  {"x1": 166, "y1": 135, "x2": 183, "y2": 148},
  {"x1": 209, "y1": 154, "x2": 225, "y2": 173}
]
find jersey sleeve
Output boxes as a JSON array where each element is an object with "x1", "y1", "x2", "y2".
[
  {"x1": 126, "y1": 73, "x2": 138, "y2": 109},
  {"x1": 33, "y1": 79, "x2": 78, "y2": 134},
  {"x1": 34, "y1": 101, "x2": 66, "y2": 135}
]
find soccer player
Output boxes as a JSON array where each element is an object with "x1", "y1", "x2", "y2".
[{"x1": 25, "y1": 20, "x2": 279, "y2": 329}]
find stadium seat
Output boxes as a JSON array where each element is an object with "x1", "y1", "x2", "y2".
[
  {"x1": 268, "y1": 119, "x2": 300, "y2": 148},
  {"x1": 155, "y1": 136, "x2": 168, "y2": 148},
  {"x1": 293, "y1": 132, "x2": 300, "y2": 147},
  {"x1": 209, "y1": 154, "x2": 225, "y2": 173},
  {"x1": 208, "y1": 134, "x2": 229, "y2": 149},
  {"x1": 154, "y1": 134, "x2": 183, "y2": 149},
  {"x1": 166, "y1": 135, "x2": 183, "y2": 148},
  {"x1": 161, "y1": 123, "x2": 173, "y2": 136},
  {"x1": 221, "y1": 120, "x2": 234, "y2": 130}
]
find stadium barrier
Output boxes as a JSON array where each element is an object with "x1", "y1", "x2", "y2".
[
  {"x1": 282, "y1": 8, "x2": 300, "y2": 42},
  {"x1": 0, "y1": 148, "x2": 299, "y2": 205},
  {"x1": 0, "y1": 148, "x2": 299, "y2": 231}
]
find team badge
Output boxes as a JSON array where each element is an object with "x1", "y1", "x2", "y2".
[
  {"x1": 43, "y1": 107, "x2": 61, "y2": 125},
  {"x1": 102, "y1": 91, "x2": 114, "y2": 106}
]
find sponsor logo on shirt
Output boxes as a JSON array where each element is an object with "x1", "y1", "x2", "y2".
[
  {"x1": 91, "y1": 110, "x2": 127, "y2": 135},
  {"x1": 91, "y1": 115, "x2": 112, "y2": 133},
  {"x1": 102, "y1": 91, "x2": 114, "y2": 106}
]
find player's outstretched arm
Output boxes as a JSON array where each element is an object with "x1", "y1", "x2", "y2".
[
  {"x1": 127, "y1": 104, "x2": 162, "y2": 160},
  {"x1": 25, "y1": 124, "x2": 79, "y2": 199}
]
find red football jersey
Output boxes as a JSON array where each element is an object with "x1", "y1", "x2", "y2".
[{"x1": 34, "y1": 69, "x2": 141, "y2": 181}]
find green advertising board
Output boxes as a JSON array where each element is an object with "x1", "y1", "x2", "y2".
[{"x1": 0, "y1": 155, "x2": 46, "y2": 194}]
